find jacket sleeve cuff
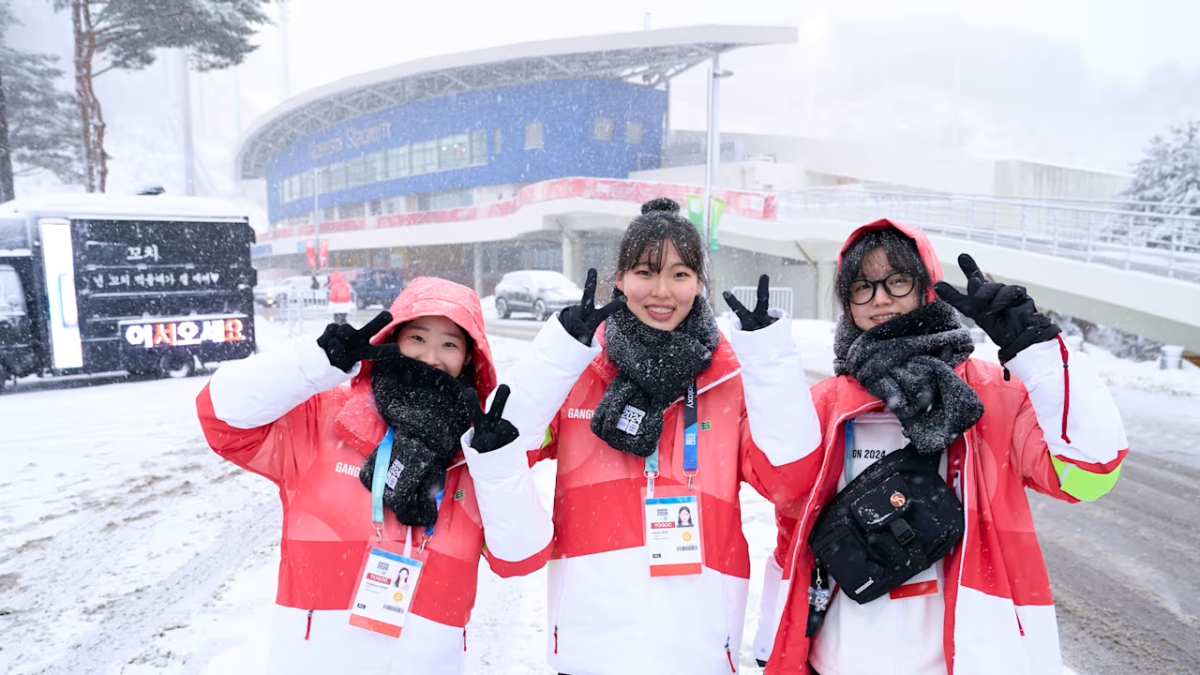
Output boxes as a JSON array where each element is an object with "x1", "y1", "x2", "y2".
[
  {"x1": 460, "y1": 429, "x2": 554, "y2": 563},
  {"x1": 730, "y1": 314, "x2": 822, "y2": 466},
  {"x1": 496, "y1": 318, "x2": 600, "y2": 453},
  {"x1": 210, "y1": 339, "x2": 356, "y2": 430},
  {"x1": 1006, "y1": 338, "x2": 1127, "y2": 466}
]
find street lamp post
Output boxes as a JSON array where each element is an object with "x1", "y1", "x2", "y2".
[{"x1": 703, "y1": 55, "x2": 733, "y2": 299}]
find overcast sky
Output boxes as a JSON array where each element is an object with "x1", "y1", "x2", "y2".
[{"x1": 8, "y1": 0, "x2": 1200, "y2": 195}]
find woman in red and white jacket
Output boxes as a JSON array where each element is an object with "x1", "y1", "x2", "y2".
[
  {"x1": 460, "y1": 197, "x2": 822, "y2": 675},
  {"x1": 196, "y1": 277, "x2": 539, "y2": 675},
  {"x1": 758, "y1": 220, "x2": 1128, "y2": 675}
]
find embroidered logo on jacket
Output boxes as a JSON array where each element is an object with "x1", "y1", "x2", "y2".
[
  {"x1": 454, "y1": 489, "x2": 466, "y2": 501},
  {"x1": 567, "y1": 408, "x2": 594, "y2": 419},
  {"x1": 616, "y1": 405, "x2": 646, "y2": 435},
  {"x1": 335, "y1": 462, "x2": 362, "y2": 478}
]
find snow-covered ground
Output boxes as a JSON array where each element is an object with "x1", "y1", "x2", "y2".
[{"x1": 1, "y1": 310, "x2": 1193, "y2": 673}]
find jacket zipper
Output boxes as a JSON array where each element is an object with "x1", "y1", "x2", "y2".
[
  {"x1": 725, "y1": 637, "x2": 737, "y2": 672},
  {"x1": 304, "y1": 609, "x2": 313, "y2": 640}
]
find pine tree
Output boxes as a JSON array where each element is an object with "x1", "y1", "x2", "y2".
[
  {"x1": 51, "y1": 0, "x2": 271, "y2": 193},
  {"x1": 1118, "y1": 121, "x2": 1200, "y2": 249},
  {"x1": 0, "y1": 0, "x2": 82, "y2": 198}
]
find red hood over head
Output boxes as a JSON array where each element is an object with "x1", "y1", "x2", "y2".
[
  {"x1": 838, "y1": 219, "x2": 944, "y2": 304},
  {"x1": 335, "y1": 277, "x2": 496, "y2": 454}
]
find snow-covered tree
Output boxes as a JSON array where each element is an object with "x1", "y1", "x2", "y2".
[
  {"x1": 1116, "y1": 121, "x2": 1200, "y2": 250},
  {"x1": 51, "y1": 0, "x2": 272, "y2": 193},
  {"x1": 0, "y1": 0, "x2": 82, "y2": 199}
]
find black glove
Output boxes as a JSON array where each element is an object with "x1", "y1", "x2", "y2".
[
  {"x1": 316, "y1": 310, "x2": 401, "y2": 372},
  {"x1": 722, "y1": 274, "x2": 779, "y2": 331},
  {"x1": 463, "y1": 385, "x2": 520, "y2": 453},
  {"x1": 935, "y1": 254, "x2": 1060, "y2": 363},
  {"x1": 557, "y1": 268, "x2": 626, "y2": 346}
]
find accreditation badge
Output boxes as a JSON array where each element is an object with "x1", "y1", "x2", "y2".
[
  {"x1": 643, "y1": 487, "x2": 703, "y2": 577},
  {"x1": 348, "y1": 543, "x2": 425, "y2": 637}
]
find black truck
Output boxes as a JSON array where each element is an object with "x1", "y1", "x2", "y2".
[{"x1": 0, "y1": 194, "x2": 258, "y2": 391}]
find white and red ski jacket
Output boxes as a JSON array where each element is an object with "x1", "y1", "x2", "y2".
[
  {"x1": 762, "y1": 220, "x2": 1129, "y2": 675},
  {"x1": 197, "y1": 278, "x2": 538, "y2": 675},
  {"x1": 462, "y1": 311, "x2": 822, "y2": 675}
]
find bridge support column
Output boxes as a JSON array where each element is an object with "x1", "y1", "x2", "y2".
[
  {"x1": 473, "y1": 242, "x2": 483, "y2": 297},
  {"x1": 561, "y1": 230, "x2": 583, "y2": 284},
  {"x1": 815, "y1": 260, "x2": 839, "y2": 322}
]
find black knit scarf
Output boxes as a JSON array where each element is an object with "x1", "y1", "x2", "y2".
[
  {"x1": 591, "y1": 297, "x2": 721, "y2": 457},
  {"x1": 358, "y1": 356, "x2": 471, "y2": 527},
  {"x1": 833, "y1": 300, "x2": 984, "y2": 454}
]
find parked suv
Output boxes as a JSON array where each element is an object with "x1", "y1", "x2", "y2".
[
  {"x1": 493, "y1": 270, "x2": 581, "y2": 321},
  {"x1": 352, "y1": 269, "x2": 405, "y2": 309}
]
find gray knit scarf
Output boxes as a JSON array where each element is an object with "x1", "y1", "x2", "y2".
[
  {"x1": 358, "y1": 356, "x2": 471, "y2": 527},
  {"x1": 833, "y1": 300, "x2": 984, "y2": 454},
  {"x1": 591, "y1": 297, "x2": 722, "y2": 457}
]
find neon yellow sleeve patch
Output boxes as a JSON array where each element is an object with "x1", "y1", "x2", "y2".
[
  {"x1": 1052, "y1": 455, "x2": 1123, "y2": 501},
  {"x1": 541, "y1": 427, "x2": 554, "y2": 450}
]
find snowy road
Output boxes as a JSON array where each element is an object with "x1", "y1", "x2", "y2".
[
  {"x1": 0, "y1": 313, "x2": 1196, "y2": 674},
  {"x1": 1032, "y1": 389, "x2": 1200, "y2": 675}
]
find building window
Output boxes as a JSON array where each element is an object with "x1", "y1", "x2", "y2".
[
  {"x1": 531, "y1": 245, "x2": 562, "y2": 270},
  {"x1": 594, "y1": 117, "x2": 615, "y2": 141},
  {"x1": 494, "y1": 128, "x2": 502, "y2": 154},
  {"x1": 345, "y1": 156, "x2": 367, "y2": 188},
  {"x1": 328, "y1": 162, "x2": 347, "y2": 191},
  {"x1": 419, "y1": 189, "x2": 474, "y2": 211},
  {"x1": 626, "y1": 121, "x2": 645, "y2": 145},
  {"x1": 317, "y1": 167, "x2": 331, "y2": 194},
  {"x1": 525, "y1": 121, "x2": 543, "y2": 150},
  {"x1": 439, "y1": 133, "x2": 470, "y2": 171},
  {"x1": 411, "y1": 140, "x2": 438, "y2": 175},
  {"x1": 339, "y1": 203, "x2": 366, "y2": 219},
  {"x1": 470, "y1": 130, "x2": 487, "y2": 166},
  {"x1": 300, "y1": 172, "x2": 315, "y2": 200},
  {"x1": 386, "y1": 146, "x2": 409, "y2": 179},
  {"x1": 364, "y1": 152, "x2": 385, "y2": 184}
]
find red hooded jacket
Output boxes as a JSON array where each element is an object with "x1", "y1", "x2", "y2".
[
  {"x1": 764, "y1": 220, "x2": 1129, "y2": 675},
  {"x1": 196, "y1": 277, "x2": 519, "y2": 674}
]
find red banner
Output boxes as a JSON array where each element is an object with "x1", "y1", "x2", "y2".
[
  {"x1": 306, "y1": 239, "x2": 330, "y2": 268},
  {"x1": 266, "y1": 178, "x2": 777, "y2": 243}
]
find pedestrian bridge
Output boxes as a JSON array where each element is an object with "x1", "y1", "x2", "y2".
[{"x1": 745, "y1": 189, "x2": 1200, "y2": 352}]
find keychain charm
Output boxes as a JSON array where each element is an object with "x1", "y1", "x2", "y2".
[{"x1": 809, "y1": 566, "x2": 832, "y2": 611}]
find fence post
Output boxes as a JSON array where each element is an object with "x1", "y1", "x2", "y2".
[
  {"x1": 1020, "y1": 206, "x2": 1028, "y2": 250},
  {"x1": 1052, "y1": 210, "x2": 1060, "y2": 256},
  {"x1": 1169, "y1": 220, "x2": 1177, "y2": 278},
  {"x1": 1086, "y1": 212, "x2": 1094, "y2": 264}
]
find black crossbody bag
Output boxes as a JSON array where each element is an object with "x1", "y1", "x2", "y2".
[{"x1": 805, "y1": 421, "x2": 965, "y2": 634}]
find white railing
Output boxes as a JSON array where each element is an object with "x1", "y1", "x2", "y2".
[
  {"x1": 284, "y1": 289, "x2": 331, "y2": 337},
  {"x1": 777, "y1": 188, "x2": 1200, "y2": 284},
  {"x1": 727, "y1": 285, "x2": 795, "y2": 319}
]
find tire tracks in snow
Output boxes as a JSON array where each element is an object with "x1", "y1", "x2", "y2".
[
  {"x1": 1033, "y1": 440, "x2": 1200, "y2": 674},
  {"x1": 0, "y1": 441, "x2": 280, "y2": 675}
]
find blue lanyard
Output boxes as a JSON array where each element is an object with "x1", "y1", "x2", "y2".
[
  {"x1": 371, "y1": 428, "x2": 396, "y2": 541},
  {"x1": 643, "y1": 381, "x2": 700, "y2": 493},
  {"x1": 370, "y1": 427, "x2": 443, "y2": 542},
  {"x1": 843, "y1": 419, "x2": 856, "y2": 486},
  {"x1": 683, "y1": 382, "x2": 699, "y2": 485}
]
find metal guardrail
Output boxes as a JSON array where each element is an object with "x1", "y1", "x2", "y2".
[
  {"x1": 777, "y1": 189, "x2": 1200, "y2": 284},
  {"x1": 728, "y1": 286, "x2": 795, "y2": 318},
  {"x1": 285, "y1": 290, "x2": 332, "y2": 337}
]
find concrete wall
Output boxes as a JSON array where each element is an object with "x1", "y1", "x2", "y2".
[
  {"x1": 664, "y1": 130, "x2": 1133, "y2": 201},
  {"x1": 992, "y1": 161, "x2": 1130, "y2": 201}
]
